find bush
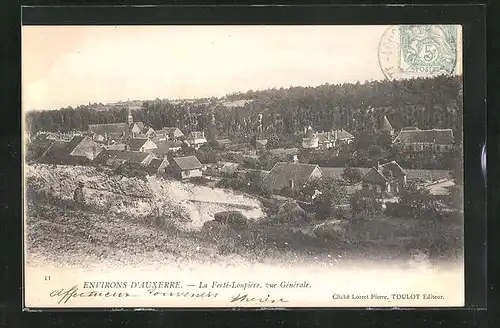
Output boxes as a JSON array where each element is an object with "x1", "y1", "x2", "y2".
[
  {"x1": 350, "y1": 190, "x2": 383, "y2": 215},
  {"x1": 213, "y1": 211, "x2": 249, "y2": 230},
  {"x1": 396, "y1": 183, "x2": 443, "y2": 220},
  {"x1": 313, "y1": 220, "x2": 348, "y2": 242},
  {"x1": 308, "y1": 178, "x2": 348, "y2": 220},
  {"x1": 342, "y1": 166, "x2": 363, "y2": 184},
  {"x1": 113, "y1": 164, "x2": 148, "y2": 180},
  {"x1": 190, "y1": 176, "x2": 210, "y2": 186}
]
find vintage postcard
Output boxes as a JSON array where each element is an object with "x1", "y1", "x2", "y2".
[{"x1": 23, "y1": 25, "x2": 464, "y2": 308}]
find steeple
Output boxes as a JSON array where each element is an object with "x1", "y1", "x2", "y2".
[
  {"x1": 127, "y1": 100, "x2": 133, "y2": 126},
  {"x1": 380, "y1": 115, "x2": 394, "y2": 136}
]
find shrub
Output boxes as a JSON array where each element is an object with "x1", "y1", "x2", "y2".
[
  {"x1": 309, "y1": 178, "x2": 348, "y2": 220},
  {"x1": 213, "y1": 211, "x2": 249, "y2": 230},
  {"x1": 350, "y1": 190, "x2": 383, "y2": 215},
  {"x1": 397, "y1": 183, "x2": 442, "y2": 220},
  {"x1": 341, "y1": 166, "x2": 363, "y2": 184},
  {"x1": 113, "y1": 164, "x2": 148, "y2": 180},
  {"x1": 190, "y1": 176, "x2": 210, "y2": 186}
]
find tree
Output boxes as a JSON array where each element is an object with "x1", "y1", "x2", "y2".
[
  {"x1": 377, "y1": 130, "x2": 394, "y2": 149},
  {"x1": 310, "y1": 178, "x2": 348, "y2": 220},
  {"x1": 341, "y1": 166, "x2": 363, "y2": 184},
  {"x1": 398, "y1": 182, "x2": 441, "y2": 219},
  {"x1": 349, "y1": 190, "x2": 382, "y2": 216}
]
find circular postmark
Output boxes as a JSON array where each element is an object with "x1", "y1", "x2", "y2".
[{"x1": 378, "y1": 25, "x2": 458, "y2": 84}]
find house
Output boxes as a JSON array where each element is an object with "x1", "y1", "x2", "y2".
[
  {"x1": 302, "y1": 126, "x2": 319, "y2": 149},
  {"x1": 66, "y1": 136, "x2": 105, "y2": 160},
  {"x1": 379, "y1": 115, "x2": 395, "y2": 136},
  {"x1": 88, "y1": 123, "x2": 130, "y2": 144},
  {"x1": 152, "y1": 140, "x2": 183, "y2": 156},
  {"x1": 127, "y1": 138, "x2": 158, "y2": 152},
  {"x1": 169, "y1": 156, "x2": 203, "y2": 180},
  {"x1": 39, "y1": 136, "x2": 104, "y2": 165},
  {"x1": 333, "y1": 129, "x2": 355, "y2": 145},
  {"x1": 392, "y1": 128, "x2": 454, "y2": 153},
  {"x1": 263, "y1": 162, "x2": 323, "y2": 191},
  {"x1": 155, "y1": 127, "x2": 184, "y2": 141},
  {"x1": 93, "y1": 149, "x2": 156, "y2": 168},
  {"x1": 130, "y1": 122, "x2": 146, "y2": 136},
  {"x1": 361, "y1": 160, "x2": 407, "y2": 195},
  {"x1": 88, "y1": 107, "x2": 150, "y2": 143},
  {"x1": 146, "y1": 128, "x2": 156, "y2": 138},
  {"x1": 39, "y1": 140, "x2": 72, "y2": 164},
  {"x1": 186, "y1": 131, "x2": 207, "y2": 149},
  {"x1": 146, "y1": 157, "x2": 170, "y2": 174},
  {"x1": 317, "y1": 131, "x2": 334, "y2": 149}
]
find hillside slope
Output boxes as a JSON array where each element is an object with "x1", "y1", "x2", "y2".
[{"x1": 25, "y1": 164, "x2": 264, "y2": 230}]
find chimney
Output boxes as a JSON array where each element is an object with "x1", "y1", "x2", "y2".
[
  {"x1": 377, "y1": 161, "x2": 381, "y2": 171},
  {"x1": 289, "y1": 179, "x2": 294, "y2": 189}
]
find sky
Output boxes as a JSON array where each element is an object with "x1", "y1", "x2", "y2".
[{"x1": 22, "y1": 25, "x2": 393, "y2": 111}]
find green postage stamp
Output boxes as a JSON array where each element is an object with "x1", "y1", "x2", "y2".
[
  {"x1": 378, "y1": 24, "x2": 460, "y2": 82},
  {"x1": 399, "y1": 25, "x2": 458, "y2": 75}
]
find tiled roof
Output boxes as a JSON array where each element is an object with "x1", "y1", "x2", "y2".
[
  {"x1": 394, "y1": 129, "x2": 454, "y2": 144},
  {"x1": 379, "y1": 161, "x2": 407, "y2": 178},
  {"x1": 127, "y1": 138, "x2": 149, "y2": 151},
  {"x1": 362, "y1": 167, "x2": 387, "y2": 185},
  {"x1": 380, "y1": 115, "x2": 394, "y2": 132},
  {"x1": 317, "y1": 132, "x2": 332, "y2": 143},
  {"x1": 66, "y1": 136, "x2": 86, "y2": 153},
  {"x1": 148, "y1": 158, "x2": 168, "y2": 170},
  {"x1": 88, "y1": 123, "x2": 129, "y2": 136},
  {"x1": 335, "y1": 129, "x2": 354, "y2": 140},
  {"x1": 362, "y1": 161, "x2": 407, "y2": 184},
  {"x1": 220, "y1": 162, "x2": 240, "y2": 174},
  {"x1": 263, "y1": 162, "x2": 321, "y2": 190},
  {"x1": 159, "y1": 127, "x2": 184, "y2": 136},
  {"x1": 29, "y1": 136, "x2": 54, "y2": 149},
  {"x1": 269, "y1": 148, "x2": 300, "y2": 156},
  {"x1": 153, "y1": 140, "x2": 183, "y2": 155},
  {"x1": 172, "y1": 156, "x2": 202, "y2": 170},
  {"x1": 94, "y1": 149, "x2": 152, "y2": 165},
  {"x1": 42, "y1": 140, "x2": 71, "y2": 160},
  {"x1": 133, "y1": 122, "x2": 145, "y2": 131}
]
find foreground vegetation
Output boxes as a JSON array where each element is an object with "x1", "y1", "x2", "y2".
[{"x1": 25, "y1": 165, "x2": 463, "y2": 267}]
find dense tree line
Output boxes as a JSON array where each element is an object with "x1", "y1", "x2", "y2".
[{"x1": 27, "y1": 75, "x2": 462, "y2": 143}]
